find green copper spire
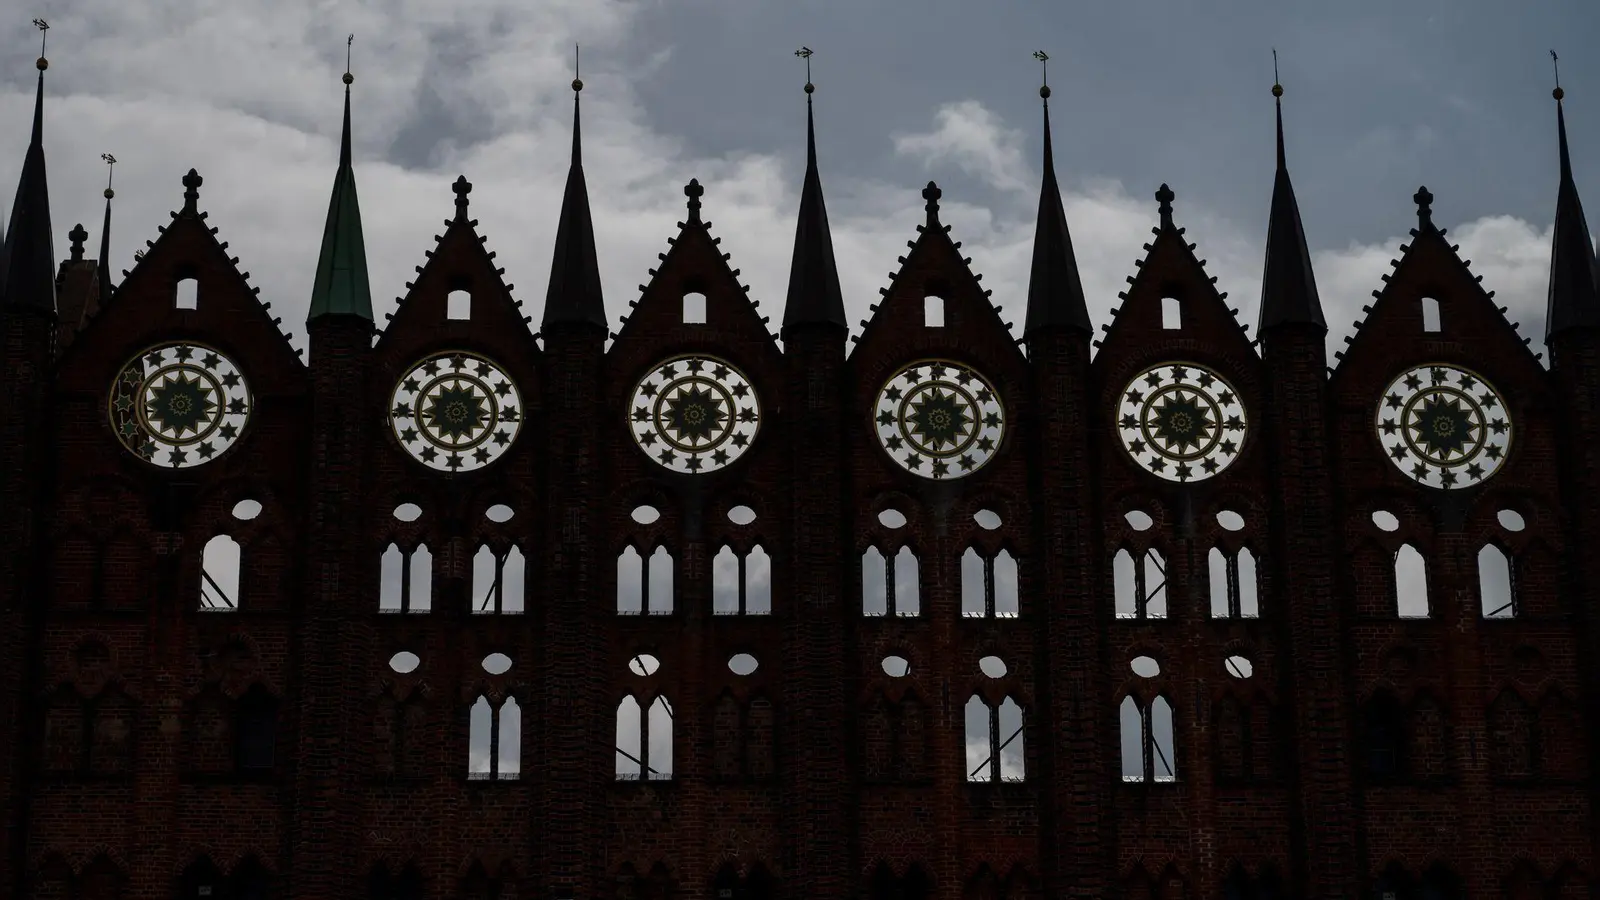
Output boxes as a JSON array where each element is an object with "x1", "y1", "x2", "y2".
[{"x1": 307, "y1": 44, "x2": 373, "y2": 324}]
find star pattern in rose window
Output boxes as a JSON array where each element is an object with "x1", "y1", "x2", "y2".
[
  {"x1": 389, "y1": 351, "x2": 523, "y2": 472},
  {"x1": 629, "y1": 355, "x2": 761, "y2": 475},
  {"x1": 108, "y1": 341, "x2": 253, "y2": 469},
  {"x1": 1374, "y1": 363, "x2": 1511, "y2": 489},
  {"x1": 1116, "y1": 362, "x2": 1247, "y2": 483},
  {"x1": 874, "y1": 360, "x2": 1005, "y2": 480}
]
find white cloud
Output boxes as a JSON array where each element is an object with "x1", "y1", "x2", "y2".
[{"x1": 0, "y1": 2, "x2": 1558, "y2": 368}]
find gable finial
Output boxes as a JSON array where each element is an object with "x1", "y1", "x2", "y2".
[
  {"x1": 1156, "y1": 183, "x2": 1175, "y2": 228},
  {"x1": 181, "y1": 168, "x2": 203, "y2": 215},
  {"x1": 922, "y1": 181, "x2": 942, "y2": 225},
  {"x1": 67, "y1": 223, "x2": 86, "y2": 261},
  {"x1": 1033, "y1": 49, "x2": 1050, "y2": 99},
  {"x1": 1414, "y1": 185, "x2": 1434, "y2": 230},
  {"x1": 685, "y1": 178, "x2": 704, "y2": 223},
  {"x1": 795, "y1": 45, "x2": 813, "y2": 94},
  {"x1": 32, "y1": 17, "x2": 48, "y2": 69},
  {"x1": 453, "y1": 175, "x2": 472, "y2": 221}
]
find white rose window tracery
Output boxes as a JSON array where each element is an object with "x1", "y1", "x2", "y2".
[
  {"x1": 1116, "y1": 361, "x2": 1247, "y2": 483},
  {"x1": 389, "y1": 351, "x2": 524, "y2": 472},
  {"x1": 109, "y1": 341, "x2": 253, "y2": 468}
]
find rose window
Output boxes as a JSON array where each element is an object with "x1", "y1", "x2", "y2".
[
  {"x1": 629, "y1": 355, "x2": 761, "y2": 474},
  {"x1": 109, "y1": 342, "x2": 253, "y2": 468},
  {"x1": 1116, "y1": 362, "x2": 1246, "y2": 482},
  {"x1": 1375, "y1": 363, "x2": 1511, "y2": 489},
  {"x1": 389, "y1": 351, "x2": 523, "y2": 472},
  {"x1": 873, "y1": 360, "x2": 1005, "y2": 480}
]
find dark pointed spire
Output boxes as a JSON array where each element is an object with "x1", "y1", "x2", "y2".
[
  {"x1": 0, "y1": 36, "x2": 57, "y2": 316},
  {"x1": 1257, "y1": 69, "x2": 1326, "y2": 334},
  {"x1": 782, "y1": 51, "x2": 846, "y2": 334},
  {"x1": 98, "y1": 153, "x2": 115, "y2": 304},
  {"x1": 308, "y1": 39, "x2": 374, "y2": 323},
  {"x1": 1545, "y1": 54, "x2": 1600, "y2": 339},
  {"x1": 1023, "y1": 55, "x2": 1091, "y2": 339},
  {"x1": 542, "y1": 60, "x2": 607, "y2": 331}
]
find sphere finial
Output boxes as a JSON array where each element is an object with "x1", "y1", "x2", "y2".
[
  {"x1": 573, "y1": 44, "x2": 583, "y2": 92},
  {"x1": 795, "y1": 46, "x2": 814, "y2": 96},
  {"x1": 344, "y1": 34, "x2": 354, "y2": 85},
  {"x1": 1551, "y1": 50, "x2": 1563, "y2": 101}
]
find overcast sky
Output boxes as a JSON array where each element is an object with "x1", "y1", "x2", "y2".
[{"x1": 2, "y1": 0, "x2": 1596, "y2": 359}]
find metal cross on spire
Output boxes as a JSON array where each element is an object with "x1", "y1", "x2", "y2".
[{"x1": 795, "y1": 45, "x2": 813, "y2": 92}]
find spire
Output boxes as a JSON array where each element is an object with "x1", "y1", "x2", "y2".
[
  {"x1": 1545, "y1": 52, "x2": 1600, "y2": 339},
  {"x1": 308, "y1": 36, "x2": 374, "y2": 324},
  {"x1": 1256, "y1": 65, "x2": 1326, "y2": 334},
  {"x1": 782, "y1": 47, "x2": 846, "y2": 334},
  {"x1": 542, "y1": 54, "x2": 607, "y2": 331},
  {"x1": 97, "y1": 153, "x2": 115, "y2": 304},
  {"x1": 0, "y1": 26, "x2": 57, "y2": 316},
  {"x1": 1023, "y1": 52, "x2": 1091, "y2": 338}
]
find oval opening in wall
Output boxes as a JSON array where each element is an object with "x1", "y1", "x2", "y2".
[
  {"x1": 882, "y1": 655, "x2": 910, "y2": 677},
  {"x1": 728, "y1": 653, "x2": 759, "y2": 676},
  {"x1": 1130, "y1": 656, "x2": 1160, "y2": 678}
]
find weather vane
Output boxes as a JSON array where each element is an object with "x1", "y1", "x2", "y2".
[
  {"x1": 345, "y1": 33, "x2": 354, "y2": 78},
  {"x1": 1033, "y1": 50, "x2": 1049, "y2": 84},
  {"x1": 1273, "y1": 48, "x2": 1280, "y2": 84},
  {"x1": 1552, "y1": 49, "x2": 1562, "y2": 92},
  {"x1": 795, "y1": 45, "x2": 813, "y2": 83},
  {"x1": 573, "y1": 44, "x2": 582, "y2": 91},
  {"x1": 101, "y1": 153, "x2": 117, "y2": 199},
  {"x1": 33, "y1": 17, "x2": 48, "y2": 58}
]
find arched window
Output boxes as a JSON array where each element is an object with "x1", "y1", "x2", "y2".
[
  {"x1": 683, "y1": 291, "x2": 707, "y2": 324},
  {"x1": 1120, "y1": 695, "x2": 1176, "y2": 782},
  {"x1": 924, "y1": 294, "x2": 945, "y2": 327},
  {"x1": 1161, "y1": 296, "x2": 1182, "y2": 329},
  {"x1": 472, "y1": 544, "x2": 526, "y2": 614},
  {"x1": 447, "y1": 288, "x2": 471, "y2": 320},
  {"x1": 1208, "y1": 546, "x2": 1259, "y2": 618},
  {"x1": 1114, "y1": 548, "x2": 1167, "y2": 619},
  {"x1": 616, "y1": 695, "x2": 674, "y2": 781},
  {"x1": 966, "y1": 695, "x2": 1027, "y2": 782},
  {"x1": 864, "y1": 546, "x2": 920, "y2": 616},
  {"x1": 1420, "y1": 296, "x2": 1441, "y2": 333},
  {"x1": 1478, "y1": 544, "x2": 1516, "y2": 618},
  {"x1": 199, "y1": 534, "x2": 241, "y2": 611},
  {"x1": 466, "y1": 695, "x2": 519, "y2": 781},
  {"x1": 962, "y1": 548, "x2": 1020, "y2": 618},
  {"x1": 713, "y1": 545, "x2": 773, "y2": 615},
  {"x1": 618, "y1": 546, "x2": 675, "y2": 615},
  {"x1": 175, "y1": 275, "x2": 198, "y2": 310},
  {"x1": 1394, "y1": 544, "x2": 1429, "y2": 618},
  {"x1": 379, "y1": 543, "x2": 432, "y2": 613}
]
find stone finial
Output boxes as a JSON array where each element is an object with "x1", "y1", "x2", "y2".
[
  {"x1": 1156, "y1": 183, "x2": 1175, "y2": 228},
  {"x1": 181, "y1": 168, "x2": 203, "y2": 214},
  {"x1": 685, "y1": 178, "x2": 704, "y2": 223},
  {"x1": 1414, "y1": 185, "x2": 1434, "y2": 230},
  {"x1": 453, "y1": 175, "x2": 472, "y2": 221},
  {"x1": 922, "y1": 180, "x2": 942, "y2": 225},
  {"x1": 68, "y1": 223, "x2": 87, "y2": 261}
]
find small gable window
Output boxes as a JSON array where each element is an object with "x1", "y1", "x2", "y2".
[
  {"x1": 447, "y1": 288, "x2": 471, "y2": 320},
  {"x1": 1161, "y1": 296, "x2": 1181, "y2": 330},
  {"x1": 175, "y1": 276, "x2": 198, "y2": 310},
  {"x1": 1421, "y1": 296, "x2": 1441, "y2": 333},
  {"x1": 683, "y1": 291, "x2": 707, "y2": 324},
  {"x1": 924, "y1": 295, "x2": 945, "y2": 328}
]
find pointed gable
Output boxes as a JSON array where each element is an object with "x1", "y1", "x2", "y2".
[
  {"x1": 1257, "y1": 83, "x2": 1325, "y2": 334},
  {"x1": 1333, "y1": 186, "x2": 1545, "y2": 393},
  {"x1": 781, "y1": 86, "x2": 846, "y2": 335},
  {"x1": 57, "y1": 167, "x2": 305, "y2": 393},
  {"x1": 1023, "y1": 87, "x2": 1091, "y2": 338},
  {"x1": 307, "y1": 76, "x2": 373, "y2": 323},
  {"x1": 850, "y1": 182, "x2": 1023, "y2": 369},
  {"x1": 543, "y1": 85, "x2": 607, "y2": 331},
  {"x1": 1545, "y1": 88, "x2": 1600, "y2": 340},
  {"x1": 0, "y1": 64, "x2": 55, "y2": 315},
  {"x1": 1095, "y1": 184, "x2": 1255, "y2": 365},
  {"x1": 375, "y1": 176, "x2": 537, "y2": 366},
  {"x1": 610, "y1": 179, "x2": 779, "y2": 359}
]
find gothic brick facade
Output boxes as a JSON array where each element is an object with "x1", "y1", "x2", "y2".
[{"x1": 1, "y1": 51, "x2": 1598, "y2": 900}]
